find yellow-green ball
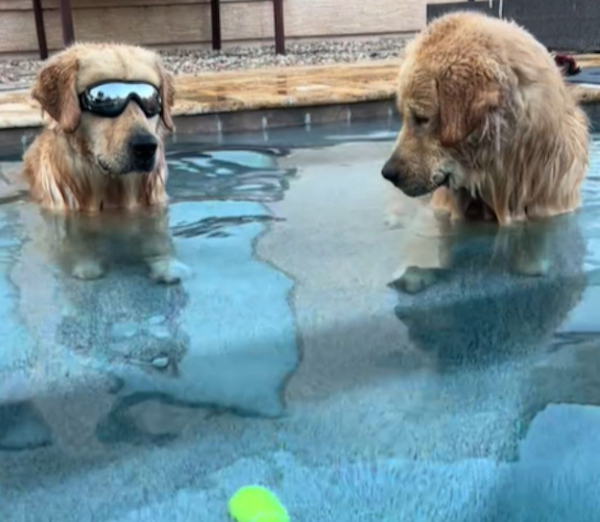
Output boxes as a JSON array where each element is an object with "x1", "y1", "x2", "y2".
[{"x1": 228, "y1": 485, "x2": 290, "y2": 522}]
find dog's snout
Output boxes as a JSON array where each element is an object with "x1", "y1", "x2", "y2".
[
  {"x1": 381, "y1": 156, "x2": 431, "y2": 198},
  {"x1": 382, "y1": 158, "x2": 400, "y2": 183},
  {"x1": 131, "y1": 134, "x2": 158, "y2": 159},
  {"x1": 130, "y1": 133, "x2": 158, "y2": 171}
]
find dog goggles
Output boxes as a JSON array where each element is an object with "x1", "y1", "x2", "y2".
[{"x1": 78, "y1": 81, "x2": 162, "y2": 118}]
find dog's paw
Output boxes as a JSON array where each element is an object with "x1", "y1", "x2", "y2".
[
  {"x1": 513, "y1": 255, "x2": 551, "y2": 277},
  {"x1": 72, "y1": 260, "x2": 105, "y2": 280},
  {"x1": 389, "y1": 266, "x2": 444, "y2": 294},
  {"x1": 149, "y1": 257, "x2": 192, "y2": 285}
]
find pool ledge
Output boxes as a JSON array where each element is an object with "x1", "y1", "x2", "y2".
[
  {"x1": 0, "y1": 60, "x2": 401, "y2": 130},
  {"x1": 1, "y1": 58, "x2": 600, "y2": 144}
]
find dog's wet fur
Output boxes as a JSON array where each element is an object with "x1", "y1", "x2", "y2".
[
  {"x1": 383, "y1": 12, "x2": 589, "y2": 226},
  {"x1": 23, "y1": 43, "x2": 189, "y2": 284}
]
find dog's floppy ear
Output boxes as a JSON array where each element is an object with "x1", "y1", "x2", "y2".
[
  {"x1": 437, "y1": 60, "x2": 502, "y2": 147},
  {"x1": 157, "y1": 61, "x2": 175, "y2": 132},
  {"x1": 31, "y1": 53, "x2": 80, "y2": 133}
]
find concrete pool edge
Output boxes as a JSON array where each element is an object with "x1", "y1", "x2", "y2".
[
  {"x1": 2, "y1": 58, "x2": 600, "y2": 151},
  {"x1": 0, "y1": 100, "x2": 399, "y2": 155},
  {"x1": 3, "y1": 96, "x2": 600, "y2": 156}
]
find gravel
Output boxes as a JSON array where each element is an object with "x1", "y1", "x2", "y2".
[{"x1": 0, "y1": 38, "x2": 408, "y2": 91}]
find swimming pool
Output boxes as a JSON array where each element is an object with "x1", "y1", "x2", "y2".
[{"x1": 1, "y1": 121, "x2": 600, "y2": 521}]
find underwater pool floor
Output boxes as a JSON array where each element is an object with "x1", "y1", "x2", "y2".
[{"x1": 1, "y1": 122, "x2": 600, "y2": 521}]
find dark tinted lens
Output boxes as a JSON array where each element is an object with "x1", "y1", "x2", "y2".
[
  {"x1": 83, "y1": 82, "x2": 161, "y2": 117},
  {"x1": 137, "y1": 89, "x2": 161, "y2": 117}
]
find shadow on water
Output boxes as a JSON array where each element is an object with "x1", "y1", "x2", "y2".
[
  {"x1": 388, "y1": 186, "x2": 600, "y2": 456},
  {"x1": 0, "y1": 402, "x2": 53, "y2": 452},
  {"x1": 391, "y1": 212, "x2": 589, "y2": 367}
]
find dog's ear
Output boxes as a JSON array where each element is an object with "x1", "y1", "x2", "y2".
[
  {"x1": 437, "y1": 61, "x2": 502, "y2": 147},
  {"x1": 32, "y1": 53, "x2": 80, "y2": 133},
  {"x1": 157, "y1": 61, "x2": 175, "y2": 132}
]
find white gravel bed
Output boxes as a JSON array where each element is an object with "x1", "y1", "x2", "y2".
[{"x1": 0, "y1": 38, "x2": 408, "y2": 91}]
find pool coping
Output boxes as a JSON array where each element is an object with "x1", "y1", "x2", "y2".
[
  {"x1": 1, "y1": 59, "x2": 600, "y2": 153},
  {"x1": 0, "y1": 61, "x2": 401, "y2": 129}
]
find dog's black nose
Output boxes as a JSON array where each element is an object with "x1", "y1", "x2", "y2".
[
  {"x1": 130, "y1": 133, "x2": 158, "y2": 169},
  {"x1": 382, "y1": 159, "x2": 398, "y2": 183}
]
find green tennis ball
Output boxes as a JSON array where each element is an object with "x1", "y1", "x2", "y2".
[{"x1": 228, "y1": 485, "x2": 290, "y2": 522}]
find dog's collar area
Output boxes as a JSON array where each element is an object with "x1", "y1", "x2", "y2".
[{"x1": 79, "y1": 81, "x2": 162, "y2": 119}]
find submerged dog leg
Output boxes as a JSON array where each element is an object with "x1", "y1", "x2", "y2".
[
  {"x1": 45, "y1": 210, "x2": 107, "y2": 280},
  {"x1": 140, "y1": 209, "x2": 191, "y2": 284},
  {"x1": 508, "y1": 222, "x2": 552, "y2": 277}
]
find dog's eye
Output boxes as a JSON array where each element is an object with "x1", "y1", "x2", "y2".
[{"x1": 413, "y1": 114, "x2": 429, "y2": 126}]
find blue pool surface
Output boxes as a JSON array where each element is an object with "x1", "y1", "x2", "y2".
[{"x1": 1, "y1": 121, "x2": 600, "y2": 521}]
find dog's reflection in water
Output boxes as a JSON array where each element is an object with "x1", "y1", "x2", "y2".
[
  {"x1": 391, "y1": 205, "x2": 587, "y2": 365},
  {"x1": 43, "y1": 207, "x2": 190, "y2": 284},
  {"x1": 392, "y1": 200, "x2": 582, "y2": 294}
]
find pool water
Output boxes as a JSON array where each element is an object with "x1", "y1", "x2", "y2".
[{"x1": 1, "y1": 122, "x2": 600, "y2": 521}]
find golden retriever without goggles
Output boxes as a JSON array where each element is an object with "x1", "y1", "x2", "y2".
[{"x1": 382, "y1": 12, "x2": 589, "y2": 225}]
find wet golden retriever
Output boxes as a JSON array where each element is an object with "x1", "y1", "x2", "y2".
[
  {"x1": 382, "y1": 12, "x2": 589, "y2": 225},
  {"x1": 23, "y1": 43, "x2": 189, "y2": 283}
]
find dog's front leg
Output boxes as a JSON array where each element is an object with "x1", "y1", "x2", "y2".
[
  {"x1": 49, "y1": 211, "x2": 106, "y2": 280},
  {"x1": 141, "y1": 209, "x2": 191, "y2": 285},
  {"x1": 390, "y1": 206, "x2": 454, "y2": 294},
  {"x1": 507, "y1": 222, "x2": 552, "y2": 277}
]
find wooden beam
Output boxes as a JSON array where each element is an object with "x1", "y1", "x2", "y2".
[
  {"x1": 210, "y1": 0, "x2": 221, "y2": 50},
  {"x1": 59, "y1": 0, "x2": 75, "y2": 45},
  {"x1": 273, "y1": 0, "x2": 285, "y2": 54},
  {"x1": 32, "y1": 0, "x2": 48, "y2": 58}
]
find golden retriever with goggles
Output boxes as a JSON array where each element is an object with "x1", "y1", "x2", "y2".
[{"x1": 23, "y1": 43, "x2": 189, "y2": 284}]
